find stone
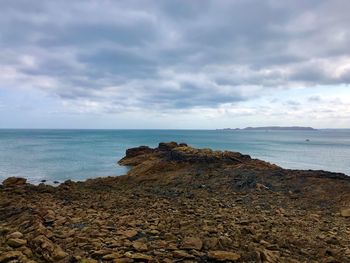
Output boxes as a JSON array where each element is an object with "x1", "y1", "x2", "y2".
[
  {"x1": 164, "y1": 232, "x2": 177, "y2": 241},
  {"x1": 181, "y1": 236, "x2": 203, "y2": 250},
  {"x1": 132, "y1": 240, "x2": 148, "y2": 251},
  {"x1": 120, "y1": 229, "x2": 138, "y2": 238},
  {"x1": 2, "y1": 177, "x2": 27, "y2": 187},
  {"x1": 256, "y1": 183, "x2": 269, "y2": 190},
  {"x1": 102, "y1": 253, "x2": 123, "y2": 260},
  {"x1": 340, "y1": 208, "x2": 350, "y2": 217},
  {"x1": 7, "y1": 238, "x2": 27, "y2": 247},
  {"x1": 125, "y1": 146, "x2": 154, "y2": 158},
  {"x1": 204, "y1": 237, "x2": 219, "y2": 249},
  {"x1": 79, "y1": 259, "x2": 98, "y2": 263},
  {"x1": 91, "y1": 250, "x2": 111, "y2": 257},
  {"x1": 219, "y1": 236, "x2": 232, "y2": 247},
  {"x1": 52, "y1": 247, "x2": 68, "y2": 260},
  {"x1": 19, "y1": 246, "x2": 33, "y2": 258},
  {"x1": 259, "y1": 249, "x2": 280, "y2": 263},
  {"x1": 7, "y1": 231, "x2": 24, "y2": 239},
  {"x1": 0, "y1": 251, "x2": 24, "y2": 262},
  {"x1": 113, "y1": 258, "x2": 134, "y2": 263},
  {"x1": 124, "y1": 252, "x2": 152, "y2": 261},
  {"x1": 207, "y1": 251, "x2": 241, "y2": 261},
  {"x1": 0, "y1": 227, "x2": 11, "y2": 236},
  {"x1": 32, "y1": 234, "x2": 67, "y2": 261},
  {"x1": 158, "y1": 142, "x2": 179, "y2": 151},
  {"x1": 173, "y1": 250, "x2": 195, "y2": 259}
]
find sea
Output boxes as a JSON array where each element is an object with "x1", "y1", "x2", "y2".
[{"x1": 0, "y1": 129, "x2": 349, "y2": 184}]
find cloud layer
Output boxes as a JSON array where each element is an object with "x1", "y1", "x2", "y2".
[{"x1": 0, "y1": 0, "x2": 350, "y2": 127}]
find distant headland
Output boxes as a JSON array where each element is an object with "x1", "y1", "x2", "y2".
[{"x1": 218, "y1": 126, "x2": 317, "y2": 131}]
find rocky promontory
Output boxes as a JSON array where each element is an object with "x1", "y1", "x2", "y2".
[{"x1": 1, "y1": 142, "x2": 350, "y2": 262}]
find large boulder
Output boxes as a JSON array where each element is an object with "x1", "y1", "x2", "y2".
[
  {"x1": 2, "y1": 177, "x2": 27, "y2": 187},
  {"x1": 125, "y1": 146, "x2": 154, "y2": 158},
  {"x1": 158, "y1": 142, "x2": 181, "y2": 151},
  {"x1": 119, "y1": 146, "x2": 155, "y2": 166}
]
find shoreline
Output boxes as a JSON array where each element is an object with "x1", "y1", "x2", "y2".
[
  {"x1": 1, "y1": 142, "x2": 350, "y2": 262},
  {"x1": 1, "y1": 129, "x2": 350, "y2": 180},
  {"x1": 11, "y1": 165, "x2": 349, "y2": 187}
]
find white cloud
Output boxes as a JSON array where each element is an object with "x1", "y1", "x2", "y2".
[{"x1": 0, "y1": 0, "x2": 350, "y2": 127}]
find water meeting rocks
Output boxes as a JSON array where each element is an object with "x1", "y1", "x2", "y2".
[{"x1": 0, "y1": 142, "x2": 350, "y2": 262}]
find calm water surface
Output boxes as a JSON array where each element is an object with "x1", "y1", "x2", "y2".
[{"x1": 0, "y1": 129, "x2": 349, "y2": 184}]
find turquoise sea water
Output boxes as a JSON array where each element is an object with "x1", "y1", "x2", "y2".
[{"x1": 0, "y1": 129, "x2": 349, "y2": 184}]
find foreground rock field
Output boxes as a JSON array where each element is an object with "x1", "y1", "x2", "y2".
[{"x1": 1, "y1": 142, "x2": 350, "y2": 262}]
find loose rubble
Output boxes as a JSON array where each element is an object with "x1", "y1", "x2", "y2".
[{"x1": 1, "y1": 142, "x2": 349, "y2": 262}]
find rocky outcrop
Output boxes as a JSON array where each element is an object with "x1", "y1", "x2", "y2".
[
  {"x1": 119, "y1": 142, "x2": 272, "y2": 168},
  {"x1": 0, "y1": 142, "x2": 350, "y2": 262},
  {"x1": 2, "y1": 177, "x2": 27, "y2": 187},
  {"x1": 125, "y1": 146, "x2": 154, "y2": 158}
]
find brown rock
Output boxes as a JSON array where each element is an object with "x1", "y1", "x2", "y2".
[
  {"x1": 91, "y1": 250, "x2": 112, "y2": 257},
  {"x1": 164, "y1": 232, "x2": 177, "y2": 241},
  {"x1": 124, "y1": 252, "x2": 152, "y2": 261},
  {"x1": 219, "y1": 236, "x2": 233, "y2": 247},
  {"x1": 7, "y1": 238, "x2": 27, "y2": 247},
  {"x1": 259, "y1": 249, "x2": 280, "y2": 263},
  {"x1": 7, "y1": 231, "x2": 24, "y2": 239},
  {"x1": 2, "y1": 177, "x2": 27, "y2": 187},
  {"x1": 340, "y1": 208, "x2": 350, "y2": 217},
  {"x1": 125, "y1": 146, "x2": 154, "y2": 158},
  {"x1": 113, "y1": 258, "x2": 134, "y2": 263},
  {"x1": 79, "y1": 259, "x2": 98, "y2": 263},
  {"x1": 204, "y1": 237, "x2": 219, "y2": 249},
  {"x1": 0, "y1": 251, "x2": 24, "y2": 262},
  {"x1": 32, "y1": 235, "x2": 67, "y2": 261},
  {"x1": 207, "y1": 251, "x2": 241, "y2": 261},
  {"x1": 52, "y1": 247, "x2": 68, "y2": 260},
  {"x1": 102, "y1": 253, "x2": 123, "y2": 260},
  {"x1": 132, "y1": 240, "x2": 148, "y2": 251},
  {"x1": 173, "y1": 250, "x2": 195, "y2": 259},
  {"x1": 181, "y1": 236, "x2": 203, "y2": 250},
  {"x1": 158, "y1": 142, "x2": 179, "y2": 151},
  {"x1": 19, "y1": 246, "x2": 34, "y2": 258},
  {"x1": 119, "y1": 229, "x2": 138, "y2": 238}
]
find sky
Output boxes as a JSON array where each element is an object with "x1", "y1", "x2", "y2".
[{"x1": 0, "y1": 0, "x2": 350, "y2": 129}]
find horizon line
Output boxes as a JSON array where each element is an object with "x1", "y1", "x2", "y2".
[{"x1": 1, "y1": 127, "x2": 350, "y2": 130}]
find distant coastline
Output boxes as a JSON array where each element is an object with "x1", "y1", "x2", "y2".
[{"x1": 218, "y1": 126, "x2": 317, "y2": 131}]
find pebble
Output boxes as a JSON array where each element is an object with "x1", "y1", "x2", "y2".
[
  {"x1": 207, "y1": 250, "x2": 241, "y2": 261},
  {"x1": 340, "y1": 208, "x2": 350, "y2": 217},
  {"x1": 7, "y1": 231, "x2": 24, "y2": 239},
  {"x1": 0, "y1": 251, "x2": 24, "y2": 262},
  {"x1": 7, "y1": 238, "x2": 27, "y2": 247},
  {"x1": 181, "y1": 236, "x2": 203, "y2": 250}
]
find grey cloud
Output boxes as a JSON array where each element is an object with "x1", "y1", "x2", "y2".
[
  {"x1": 1, "y1": 0, "x2": 350, "y2": 112},
  {"x1": 308, "y1": 96, "x2": 322, "y2": 102},
  {"x1": 286, "y1": 100, "x2": 300, "y2": 106}
]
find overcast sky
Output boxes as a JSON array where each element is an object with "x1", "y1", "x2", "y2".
[{"x1": 1, "y1": 0, "x2": 350, "y2": 129}]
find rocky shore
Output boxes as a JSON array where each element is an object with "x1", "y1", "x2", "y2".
[{"x1": 1, "y1": 142, "x2": 350, "y2": 263}]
